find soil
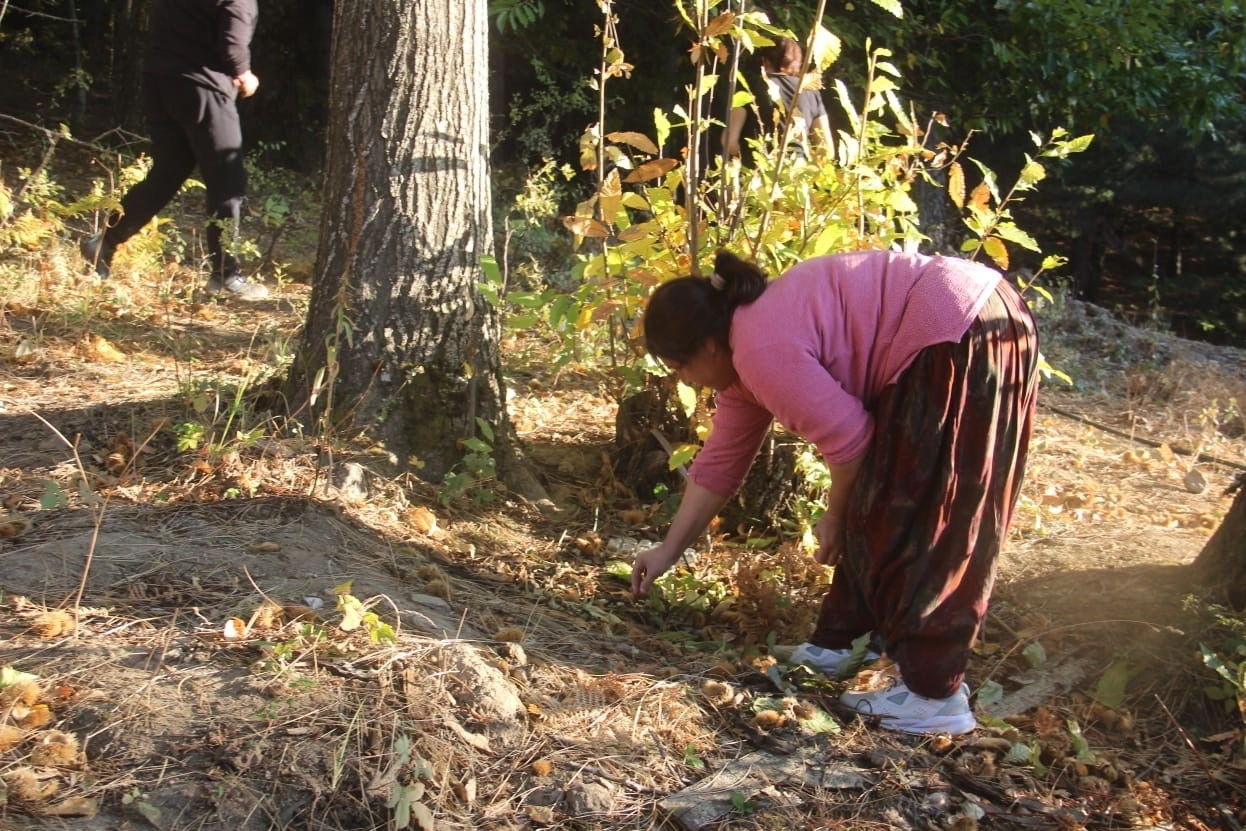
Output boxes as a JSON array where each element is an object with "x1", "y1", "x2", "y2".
[{"x1": 1, "y1": 270, "x2": 1245, "y2": 831}]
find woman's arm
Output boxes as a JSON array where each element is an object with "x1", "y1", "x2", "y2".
[
  {"x1": 724, "y1": 106, "x2": 748, "y2": 159},
  {"x1": 814, "y1": 452, "x2": 864, "y2": 566}
]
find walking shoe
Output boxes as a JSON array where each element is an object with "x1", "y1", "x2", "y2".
[
  {"x1": 204, "y1": 274, "x2": 269, "y2": 301},
  {"x1": 80, "y1": 233, "x2": 115, "y2": 279},
  {"x1": 839, "y1": 678, "x2": 976, "y2": 735},
  {"x1": 790, "y1": 642, "x2": 881, "y2": 679}
]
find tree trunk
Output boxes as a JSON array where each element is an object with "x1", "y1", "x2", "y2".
[
  {"x1": 284, "y1": 0, "x2": 511, "y2": 484},
  {"x1": 1193, "y1": 477, "x2": 1246, "y2": 609}
]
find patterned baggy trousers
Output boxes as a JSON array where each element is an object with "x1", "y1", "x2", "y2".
[{"x1": 809, "y1": 278, "x2": 1040, "y2": 699}]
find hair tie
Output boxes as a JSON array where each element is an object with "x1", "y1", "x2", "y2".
[{"x1": 708, "y1": 272, "x2": 725, "y2": 290}]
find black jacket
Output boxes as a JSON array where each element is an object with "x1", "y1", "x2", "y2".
[{"x1": 144, "y1": 0, "x2": 258, "y2": 96}]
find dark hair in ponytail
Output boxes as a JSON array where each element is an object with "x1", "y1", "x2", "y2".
[{"x1": 642, "y1": 250, "x2": 768, "y2": 362}]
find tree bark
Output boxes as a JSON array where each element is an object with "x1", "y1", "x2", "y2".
[
  {"x1": 1193, "y1": 477, "x2": 1246, "y2": 609},
  {"x1": 285, "y1": 0, "x2": 514, "y2": 485}
]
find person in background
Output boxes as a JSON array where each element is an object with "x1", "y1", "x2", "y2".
[
  {"x1": 81, "y1": 0, "x2": 268, "y2": 301},
  {"x1": 632, "y1": 249, "x2": 1039, "y2": 735},
  {"x1": 723, "y1": 37, "x2": 833, "y2": 163}
]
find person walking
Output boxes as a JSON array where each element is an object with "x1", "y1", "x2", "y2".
[
  {"x1": 81, "y1": 0, "x2": 268, "y2": 301},
  {"x1": 632, "y1": 249, "x2": 1039, "y2": 735},
  {"x1": 723, "y1": 37, "x2": 834, "y2": 163}
]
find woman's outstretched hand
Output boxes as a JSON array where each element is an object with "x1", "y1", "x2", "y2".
[{"x1": 631, "y1": 545, "x2": 683, "y2": 598}]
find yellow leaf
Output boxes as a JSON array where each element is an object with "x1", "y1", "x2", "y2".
[
  {"x1": 616, "y1": 225, "x2": 651, "y2": 242},
  {"x1": 598, "y1": 169, "x2": 623, "y2": 225},
  {"x1": 968, "y1": 182, "x2": 992, "y2": 216},
  {"x1": 89, "y1": 336, "x2": 127, "y2": 363},
  {"x1": 623, "y1": 157, "x2": 679, "y2": 184},
  {"x1": 703, "y1": 11, "x2": 735, "y2": 37},
  {"x1": 605, "y1": 131, "x2": 660, "y2": 155},
  {"x1": 982, "y1": 236, "x2": 1010, "y2": 270},
  {"x1": 561, "y1": 216, "x2": 611, "y2": 238},
  {"x1": 338, "y1": 595, "x2": 364, "y2": 631},
  {"x1": 948, "y1": 162, "x2": 965, "y2": 208},
  {"x1": 578, "y1": 128, "x2": 598, "y2": 172}
]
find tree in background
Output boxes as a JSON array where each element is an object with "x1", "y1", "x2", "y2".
[{"x1": 284, "y1": 0, "x2": 535, "y2": 496}]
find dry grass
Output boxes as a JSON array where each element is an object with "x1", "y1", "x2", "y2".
[{"x1": 0, "y1": 250, "x2": 1244, "y2": 829}]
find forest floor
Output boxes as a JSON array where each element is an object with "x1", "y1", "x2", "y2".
[{"x1": 1, "y1": 250, "x2": 1246, "y2": 831}]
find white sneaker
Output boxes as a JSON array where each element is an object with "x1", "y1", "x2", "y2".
[
  {"x1": 839, "y1": 678, "x2": 976, "y2": 735},
  {"x1": 790, "y1": 642, "x2": 880, "y2": 680}
]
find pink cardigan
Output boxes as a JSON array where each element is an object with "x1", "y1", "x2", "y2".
[{"x1": 686, "y1": 251, "x2": 1000, "y2": 495}]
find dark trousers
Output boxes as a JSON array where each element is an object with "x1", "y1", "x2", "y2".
[
  {"x1": 809, "y1": 279, "x2": 1039, "y2": 699},
  {"x1": 104, "y1": 73, "x2": 247, "y2": 280}
]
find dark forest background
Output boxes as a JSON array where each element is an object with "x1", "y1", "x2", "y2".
[{"x1": 2, "y1": 0, "x2": 1244, "y2": 347}]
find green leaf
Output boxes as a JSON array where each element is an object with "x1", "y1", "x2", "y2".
[
  {"x1": 621, "y1": 192, "x2": 650, "y2": 211},
  {"x1": 869, "y1": 76, "x2": 899, "y2": 96},
  {"x1": 875, "y1": 61, "x2": 901, "y2": 78},
  {"x1": 505, "y1": 313, "x2": 539, "y2": 330},
  {"x1": 1067, "y1": 719, "x2": 1096, "y2": 763},
  {"x1": 653, "y1": 108, "x2": 671, "y2": 152},
  {"x1": 1004, "y1": 742, "x2": 1032, "y2": 764},
  {"x1": 695, "y1": 74, "x2": 718, "y2": 97},
  {"x1": 683, "y1": 744, "x2": 706, "y2": 770},
  {"x1": 811, "y1": 26, "x2": 842, "y2": 72},
  {"x1": 135, "y1": 801, "x2": 162, "y2": 826},
  {"x1": 976, "y1": 679, "x2": 1005, "y2": 708},
  {"x1": 1015, "y1": 159, "x2": 1047, "y2": 190},
  {"x1": 479, "y1": 254, "x2": 500, "y2": 285},
  {"x1": 39, "y1": 480, "x2": 68, "y2": 510},
  {"x1": 1095, "y1": 659, "x2": 1132, "y2": 708},
  {"x1": 604, "y1": 560, "x2": 632, "y2": 580},
  {"x1": 995, "y1": 222, "x2": 1040, "y2": 252},
  {"x1": 668, "y1": 443, "x2": 699, "y2": 470},
  {"x1": 796, "y1": 705, "x2": 842, "y2": 734},
  {"x1": 1022, "y1": 641, "x2": 1047, "y2": 668},
  {"x1": 834, "y1": 632, "x2": 877, "y2": 680},
  {"x1": 390, "y1": 782, "x2": 426, "y2": 828},
  {"x1": 0, "y1": 666, "x2": 40, "y2": 688},
  {"x1": 884, "y1": 189, "x2": 918, "y2": 213}
]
